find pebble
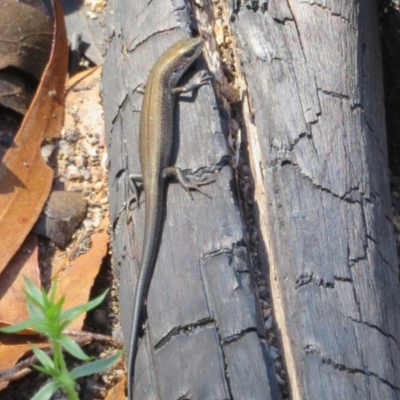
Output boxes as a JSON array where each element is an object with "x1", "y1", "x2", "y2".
[
  {"x1": 66, "y1": 165, "x2": 81, "y2": 180},
  {"x1": 41, "y1": 144, "x2": 55, "y2": 160},
  {"x1": 264, "y1": 315, "x2": 273, "y2": 329},
  {"x1": 94, "y1": 181, "x2": 104, "y2": 191},
  {"x1": 81, "y1": 169, "x2": 92, "y2": 181},
  {"x1": 58, "y1": 140, "x2": 75, "y2": 156},
  {"x1": 75, "y1": 155, "x2": 85, "y2": 168}
]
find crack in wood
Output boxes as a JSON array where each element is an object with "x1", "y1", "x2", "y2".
[
  {"x1": 154, "y1": 318, "x2": 215, "y2": 351},
  {"x1": 214, "y1": 323, "x2": 235, "y2": 399},
  {"x1": 350, "y1": 318, "x2": 400, "y2": 352},
  {"x1": 305, "y1": 342, "x2": 400, "y2": 391},
  {"x1": 221, "y1": 327, "x2": 259, "y2": 345},
  {"x1": 295, "y1": 273, "x2": 334, "y2": 289}
]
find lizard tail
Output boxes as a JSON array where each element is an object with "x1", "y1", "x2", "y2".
[{"x1": 127, "y1": 188, "x2": 163, "y2": 399}]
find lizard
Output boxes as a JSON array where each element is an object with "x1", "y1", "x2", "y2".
[{"x1": 127, "y1": 36, "x2": 213, "y2": 399}]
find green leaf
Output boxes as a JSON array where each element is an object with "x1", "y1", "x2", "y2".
[
  {"x1": 58, "y1": 336, "x2": 91, "y2": 361},
  {"x1": 45, "y1": 297, "x2": 64, "y2": 325},
  {"x1": 60, "y1": 290, "x2": 108, "y2": 326},
  {"x1": 0, "y1": 318, "x2": 39, "y2": 333},
  {"x1": 40, "y1": 290, "x2": 50, "y2": 310},
  {"x1": 59, "y1": 305, "x2": 86, "y2": 328},
  {"x1": 31, "y1": 380, "x2": 60, "y2": 400},
  {"x1": 30, "y1": 344, "x2": 55, "y2": 372},
  {"x1": 49, "y1": 279, "x2": 58, "y2": 304},
  {"x1": 25, "y1": 297, "x2": 44, "y2": 320},
  {"x1": 24, "y1": 277, "x2": 45, "y2": 308},
  {"x1": 32, "y1": 364, "x2": 55, "y2": 376},
  {"x1": 70, "y1": 351, "x2": 122, "y2": 380},
  {"x1": 53, "y1": 296, "x2": 65, "y2": 314},
  {"x1": 27, "y1": 322, "x2": 51, "y2": 336},
  {"x1": 59, "y1": 318, "x2": 72, "y2": 332}
]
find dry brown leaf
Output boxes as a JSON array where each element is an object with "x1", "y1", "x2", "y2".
[
  {"x1": 0, "y1": 0, "x2": 53, "y2": 80},
  {"x1": 66, "y1": 65, "x2": 101, "y2": 90},
  {"x1": 0, "y1": 334, "x2": 48, "y2": 390},
  {"x1": 0, "y1": 235, "x2": 41, "y2": 327},
  {"x1": 0, "y1": 0, "x2": 68, "y2": 276},
  {"x1": 104, "y1": 376, "x2": 126, "y2": 400},
  {"x1": 55, "y1": 217, "x2": 110, "y2": 330},
  {"x1": 0, "y1": 69, "x2": 35, "y2": 115}
]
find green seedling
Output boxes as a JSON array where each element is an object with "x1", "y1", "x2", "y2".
[{"x1": 0, "y1": 277, "x2": 122, "y2": 400}]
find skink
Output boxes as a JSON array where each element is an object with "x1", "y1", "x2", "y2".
[{"x1": 127, "y1": 36, "x2": 211, "y2": 399}]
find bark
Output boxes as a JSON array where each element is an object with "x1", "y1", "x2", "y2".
[
  {"x1": 102, "y1": 0, "x2": 400, "y2": 399},
  {"x1": 102, "y1": 0, "x2": 279, "y2": 399},
  {"x1": 231, "y1": 1, "x2": 400, "y2": 399}
]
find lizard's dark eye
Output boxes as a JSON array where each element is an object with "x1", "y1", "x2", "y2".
[{"x1": 184, "y1": 48, "x2": 196, "y2": 58}]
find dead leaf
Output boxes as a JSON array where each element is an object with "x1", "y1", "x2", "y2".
[
  {"x1": 0, "y1": 0, "x2": 53, "y2": 80},
  {"x1": 55, "y1": 217, "x2": 110, "y2": 330},
  {"x1": 18, "y1": 0, "x2": 50, "y2": 14},
  {"x1": 0, "y1": 334, "x2": 48, "y2": 390},
  {"x1": 66, "y1": 65, "x2": 101, "y2": 91},
  {"x1": 0, "y1": 69, "x2": 35, "y2": 115},
  {"x1": 104, "y1": 376, "x2": 126, "y2": 400},
  {"x1": 0, "y1": 0, "x2": 68, "y2": 276},
  {"x1": 0, "y1": 3, "x2": 110, "y2": 392},
  {"x1": 0, "y1": 235, "x2": 41, "y2": 327}
]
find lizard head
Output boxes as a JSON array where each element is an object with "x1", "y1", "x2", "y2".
[{"x1": 163, "y1": 36, "x2": 205, "y2": 86}]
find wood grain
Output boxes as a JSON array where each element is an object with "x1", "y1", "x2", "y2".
[{"x1": 232, "y1": 1, "x2": 400, "y2": 399}]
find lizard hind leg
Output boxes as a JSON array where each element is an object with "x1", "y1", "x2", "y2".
[
  {"x1": 163, "y1": 166, "x2": 214, "y2": 200},
  {"x1": 122, "y1": 173, "x2": 143, "y2": 218}
]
